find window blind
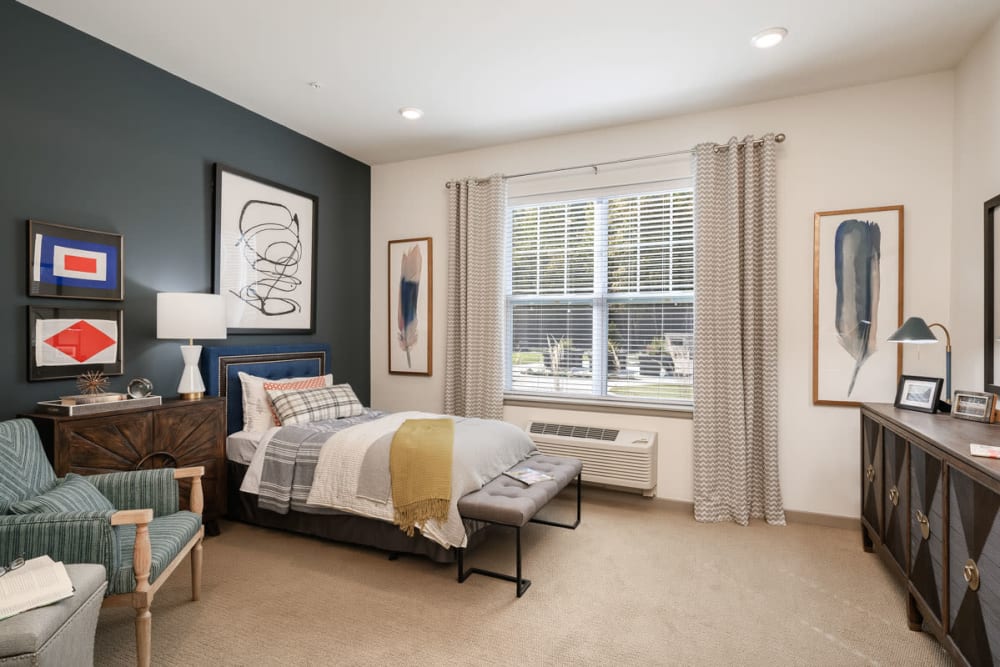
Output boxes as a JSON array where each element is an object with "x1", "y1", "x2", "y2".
[{"x1": 505, "y1": 187, "x2": 694, "y2": 404}]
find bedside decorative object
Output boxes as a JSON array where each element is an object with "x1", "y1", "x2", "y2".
[
  {"x1": 76, "y1": 370, "x2": 109, "y2": 395},
  {"x1": 35, "y1": 395, "x2": 161, "y2": 416},
  {"x1": 59, "y1": 393, "x2": 124, "y2": 406},
  {"x1": 156, "y1": 293, "x2": 227, "y2": 399},
  {"x1": 214, "y1": 164, "x2": 318, "y2": 334},
  {"x1": 127, "y1": 377, "x2": 153, "y2": 398},
  {"x1": 28, "y1": 306, "x2": 123, "y2": 381},
  {"x1": 893, "y1": 374, "x2": 943, "y2": 413},
  {"x1": 812, "y1": 205, "x2": 903, "y2": 406},
  {"x1": 950, "y1": 390, "x2": 996, "y2": 422},
  {"x1": 27, "y1": 220, "x2": 123, "y2": 301}
]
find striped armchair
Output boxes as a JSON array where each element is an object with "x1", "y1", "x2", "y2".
[{"x1": 0, "y1": 418, "x2": 204, "y2": 667}]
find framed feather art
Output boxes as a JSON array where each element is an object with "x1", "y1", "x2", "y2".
[
  {"x1": 388, "y1": 237, "x2": 432, "y2": 375},
  {"x1": 813, "y1": 205, "x2": 903, "y2": 406}
]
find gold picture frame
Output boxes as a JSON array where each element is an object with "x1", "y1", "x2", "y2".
[
  {"x1": 388, "y1": 237, "x2": 432, "y2": 376},
  {"x1": 813, "y1": 205, "x2": 903, "y2": 406}
]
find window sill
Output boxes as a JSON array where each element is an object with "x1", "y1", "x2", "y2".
[{"x1": 503, "y1": 393, "x2": 692, "y2": 419}]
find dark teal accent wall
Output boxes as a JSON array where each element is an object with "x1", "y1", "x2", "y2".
[{"x1": 0, "y1": 0, "x2": 371, "y2": 411}]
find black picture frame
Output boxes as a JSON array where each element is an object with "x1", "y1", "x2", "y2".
[
  {"x1": 984, "y1": 193, "x2": 1000, "y2": 396},
  {"x1": 213, "y1": 164, "x2": 318, "y2": 334},
  {"x1": 28, "y1": 306, "x2": 124, "y2": 381},
  {"x1": 893, "y1": 374, "x2": 943, "y2": 413},
  {"x1": 27, "y1": 220, "x2": 124, "y2": 301}
]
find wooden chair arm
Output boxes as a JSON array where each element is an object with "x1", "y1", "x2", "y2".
[
  {"x1": 173, "y1": 466, "x2": 205, "y2": 480},
  {"x1": 173, "y1": 466, "x2": 205, "y2": 515},
  {"x1": 110, "y1": 508, "x2": 154, "y2": 526}
]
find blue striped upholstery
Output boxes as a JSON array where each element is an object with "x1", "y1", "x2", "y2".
[
  {"x1": 0, "y1": 511, "x2": 120, "y2": 576},
  {"x1": 0, "y1": 419, "x2": 57, "y2": 514},
  {"x1": 110, "y1": 511, "x2": 202, "y2": 594},
  {"x1": 10, "y1": 473, "x2": 115, "y2": 514},
  {"x1": 89, "y1": 469, "x2": 179, "y2": 517}
]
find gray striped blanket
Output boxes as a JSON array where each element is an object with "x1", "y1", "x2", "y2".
[{"x1": 256, "y1": 410, "x2": 384, "y2": 514}]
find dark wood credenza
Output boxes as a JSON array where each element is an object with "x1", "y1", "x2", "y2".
[
  {"x1": 22, "y1": 397, "x2": 226, "y2": 534},
  {"x1": 860, "y1": 403, "x2": 1000, "y2": 665}
]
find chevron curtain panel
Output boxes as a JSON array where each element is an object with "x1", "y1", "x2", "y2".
[
  {"x1": 692, "y1": 135, "x2": 785, "y2": 526},
  {"x1": 444, "y1": 174, "x2": 506, "y2": 419}
]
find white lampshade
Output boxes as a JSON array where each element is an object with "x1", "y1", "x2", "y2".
[
  {"x1": 156, "y1": 293, "x2": 227, "y2": 341},
  {"x1": 156, "y1": 293, "x2": 227, "y2": 399}
]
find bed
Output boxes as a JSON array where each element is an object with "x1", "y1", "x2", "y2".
[{"x1": 200, "y1": 344, "x2": 533, "y2": 563}]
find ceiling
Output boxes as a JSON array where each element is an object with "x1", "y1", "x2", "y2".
[{"x1": 19, "y1": 0, "x2": 1000, "y2": 165}]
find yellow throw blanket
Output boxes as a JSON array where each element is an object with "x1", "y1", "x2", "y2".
[{"x1": 390, "y1": 418, "x2": 454, "y2": 536}]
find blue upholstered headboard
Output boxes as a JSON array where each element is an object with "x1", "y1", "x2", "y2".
[{"x1": 200, "y1": 344, "x2": 331, "y2": 435}]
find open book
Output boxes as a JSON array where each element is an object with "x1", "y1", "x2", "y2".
[
  {"x1": 0, "y1": 555, "x2": 74, "y2": 621},
  {"x1": 503, "y1": 467, "x2": 554, "y2": 485}
]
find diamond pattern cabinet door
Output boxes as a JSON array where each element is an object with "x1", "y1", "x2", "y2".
[
  {"x1": 861, "y1": 415, "x2": 883, "y2": 550},
  {"x1": 58, "y1": 412, "x2": 154, "y2": 475},
  {"x1": 152, "y1": 401, "x2": 225, "y2": 519},
  {"x1": 910, "y1": 445, "x2": 944, "y2": 627},
  {"x1": 948, "y1": 468, "x2": 1000, "y2": 665},
  {"x1": 883, "y1": 430, "x2": 909, "y2": 577}
]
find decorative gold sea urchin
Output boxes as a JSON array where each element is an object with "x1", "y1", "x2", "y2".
[{"x1": 76, "y1": 370, "x2": 110, "y2": 395}]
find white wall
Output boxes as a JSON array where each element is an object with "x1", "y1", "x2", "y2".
[
  {"x1": 951, "y1": 16, "x2": 1000, "y2": 392},
  {"x1": 371, "y1": 72, "x2": 955, "y2": 518}
]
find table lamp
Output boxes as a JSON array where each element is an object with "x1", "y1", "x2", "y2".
[
  {"x1": 888, "y1": 316, "x2": 952, "y2": 402},
  {"x1": 156, "y1": 292, "x2": 227, "y2": 399}
]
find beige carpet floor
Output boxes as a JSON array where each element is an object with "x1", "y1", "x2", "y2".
[{"x1": 94, "y1": 489, "x2": 954, "y2": 666}]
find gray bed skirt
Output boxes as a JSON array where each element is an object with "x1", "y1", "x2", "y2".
[{"x1": 226, "y1": 461, "x2": 488, "y2": 563}]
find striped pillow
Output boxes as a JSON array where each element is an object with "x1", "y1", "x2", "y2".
[
  {"x1": 263, "y1": 376, "x2": 327, "y2": 426},
  {"x1": 267, "y1": 384, "x2": 364, "y2": 425},
  {"x1": 10, "y1": 473, "x2": 114, "y2": 514}
]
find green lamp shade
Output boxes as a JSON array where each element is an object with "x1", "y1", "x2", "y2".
[{"x1": 888, "y1": 317, "x2": 938, "y2": 344}]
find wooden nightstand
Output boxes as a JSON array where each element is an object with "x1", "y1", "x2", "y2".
[{"x1": 22, "y1": 397, "x2": 226, "y2": 535}]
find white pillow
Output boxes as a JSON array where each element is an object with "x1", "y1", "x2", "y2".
[{"x1": 238, "y1": 371, "x2": 333, "y2": 432}]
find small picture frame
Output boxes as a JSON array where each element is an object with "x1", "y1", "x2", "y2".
[
  {"x1": 28, "y1": 306, "x2": 123, "y2": 381},
  {"x1": 951, "y1": 390, "x2": 997, "y2": 423},
  {"x1": 28, "y1": 220, "x2": 124, "y2": 301},
  {"x1": 893, "y1": 375, "x2": 943, "y2": 413}
]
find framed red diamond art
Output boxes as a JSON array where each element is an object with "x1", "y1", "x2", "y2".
[{"x1": 28, "y1": 306, "x2": 123, "y2": 381}]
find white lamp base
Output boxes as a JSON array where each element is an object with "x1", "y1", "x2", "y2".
[{"x1": 177, "y1": 344, "x2": 206, "y2": 400}]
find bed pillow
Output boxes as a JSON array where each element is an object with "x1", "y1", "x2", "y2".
[
  {"x1": 262, "y1": 377, "x2": 329, "y2": 426},
  {"x1": 238, "y1": 372, "x2": 333, "y2": 432},
  {"x1": 10, "y1": 473, "x2": 114, "y2": 514},
  {"x1": 267, "y1": 384, "x2": 364, "y2": 426}
]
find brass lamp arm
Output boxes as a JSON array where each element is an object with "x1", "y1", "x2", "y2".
[{"x1": 928, "y1": 322, "x2": 952, "y2": 350}]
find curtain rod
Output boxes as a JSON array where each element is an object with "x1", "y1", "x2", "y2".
[{"x1": 445, "y1": 132, "x2": 785, "y2": 188}]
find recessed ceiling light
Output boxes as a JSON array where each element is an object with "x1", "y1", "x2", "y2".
[
  {"x1": 399, "y1": 107, "x2": 424, "y2": 120},
  {"x1": 751, "y1": 27, "x2": 787, "y2": 49}
]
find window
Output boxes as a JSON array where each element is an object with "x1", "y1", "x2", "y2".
[{"x1": 505, "y1": 186, "x2": 694, "y2": 404}]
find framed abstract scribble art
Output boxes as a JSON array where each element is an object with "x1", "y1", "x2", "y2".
[
  {"x1": 388, "y1": 237, "x2": 432, "y2": 375},
  {"x1": 28, "y1": 220, "x2": 123, "y2": 301},
  {"x1": 214, "y1": 164, "x2": 317, "y2": 334},
  {"x1": 813, "y1": 205, "x2": 903, "y2": 406}
]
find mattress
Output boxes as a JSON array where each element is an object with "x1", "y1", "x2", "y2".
[{"x1": 226, "y1": 428, "x2": 271, "y2": 465}]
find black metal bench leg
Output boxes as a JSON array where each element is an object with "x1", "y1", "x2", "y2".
[
  {"x1": 455, "y1": 524, "x2": 531, "y2": 597},
  {"x1": 530, "y1": 472, "x2": 582, "y2": 530}
]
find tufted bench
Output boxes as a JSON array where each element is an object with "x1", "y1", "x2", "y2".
[{"x1": 456, "y1": 453, "x2": 582, "y2": 597}]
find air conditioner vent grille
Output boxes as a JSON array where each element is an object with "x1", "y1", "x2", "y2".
[{"x1": 529, "y1": 422, "x2": 619, "y2": 442}]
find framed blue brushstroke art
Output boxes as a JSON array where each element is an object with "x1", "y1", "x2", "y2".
[
  {"x1": 813, "y1": 205, "x2": 903, "y2": 406},
  {"x1": 388, "y1": 237, "x2": 432, "y2": 375}
]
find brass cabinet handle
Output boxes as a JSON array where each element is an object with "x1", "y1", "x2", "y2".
[
  {"x1": 866, "y1": 464, "x2": 876, "y2": 483},
  {"x1": 915, "y1": 510, "x2": 930, "y2": 540},
  {"x1": 963, "y1": 559, "x2": 980, "y2": 591},
  {"x1": 888, "y1": 486, "x2": 899, "y2": 507}
]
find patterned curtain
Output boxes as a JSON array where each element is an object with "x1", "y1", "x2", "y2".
[
  {"x1": 444, "y1": 175, "x2": 506, "y2": 419},
  {"x1": 692, "y1": 135, "x2": 785, "y2": 526}
]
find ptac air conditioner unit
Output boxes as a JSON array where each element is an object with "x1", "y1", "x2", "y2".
[{"x1": 526, "y1": 421, "x2": 657, "y2": 497}]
